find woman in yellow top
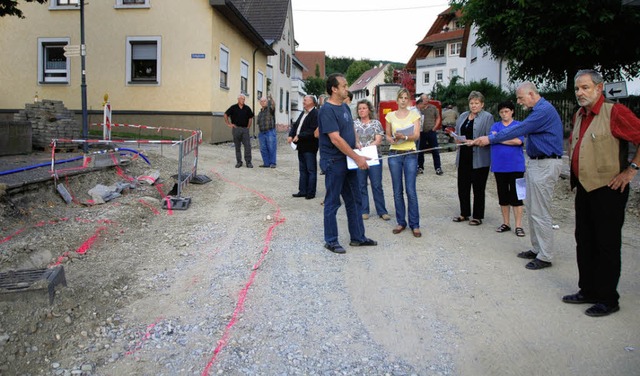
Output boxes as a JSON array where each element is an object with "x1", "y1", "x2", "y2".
[{"x1": 385, "y1": 88, "x2": 422, "y2": 237}]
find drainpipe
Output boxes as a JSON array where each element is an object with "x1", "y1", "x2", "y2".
[
  {"x1": 252, "y1": 47, "x2": 259, "y2": 138},
  {"x1": 80, "y1": 0, "x2": 88, "y2": 153}
]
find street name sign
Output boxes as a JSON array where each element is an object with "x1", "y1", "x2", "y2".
[{"x1": 63, "y1": 45, "x2": 80, "y2": 57}]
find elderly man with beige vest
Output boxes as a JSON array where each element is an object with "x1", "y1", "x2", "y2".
[{"x1": 561, "y1": 69, "x2": 640, "y2": 317}]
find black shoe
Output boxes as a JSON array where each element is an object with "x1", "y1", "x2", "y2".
[
  {"x1": 417, "y1": 168, "x2": 424, "y2": 174},
  {"x1": 235, "y1": 162, "x2": 242, "y2": 168},
  {"x1": 270, "y1": 164, "x2": 277, "y2": 168},
  {"x1": 525, "y1": 258, "x2": 552, "y2": 270},
  {"x1": 319, "y1": 170, "x2": 325, "y2": 175},
  {"x1": 292, "y1": 192, "x2": 306, "y2": 198},
  {"x1": 246, "y1": 163, "x2": 254, "y2": 168},
  {"x1": 585, "y1": 303, "x2": 620, "y2": 317},
  {"x1": 435, "y1": 168, "x2": 444, "y2": 175},
  {"x1": 517, "y1": 250, "x2": 537, "y2": 259},
  {"x1": 324, "y1": 243, "x2": 346, "y2": 254},
  {"x1": 349, "y1": 238, "x2": 377, "y2": 247},
  {"x1": 562, "y1": 293, "x2": 597, "y2": 305},
  {"x1": 258, "y1": 164, "x2": 269, "y2": 168},
  {"x1": 305, "y1": 195, "x2": 315, "y2": 200}
]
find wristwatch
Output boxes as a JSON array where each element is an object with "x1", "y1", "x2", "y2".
[{"x1": 630, "y1": 162, "x2": 640, "y2": 170}]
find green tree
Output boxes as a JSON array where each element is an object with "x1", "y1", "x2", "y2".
[
  {"x1": 451, "y1": 0, "x2": 640, "y2": 84},
  {"x1": 0, "y1": 0, "x2": 46, "y2": 18},
  {"x1": 345, "y1": 60, "x2": 372, "y2": 85},
  {"x1": 384, "y1": 65, "x2": 394, "y2": 84},
  {"x1": 303, "y1": 76, "x2": 326, "y2": 97},
  {"x1": 304, "y1": 63, "x2": 327, "y2": 97},
  {"x1": 325, "y1": 56, "x2": 354, "y2": 76},
  {"x1": 432, "y1": 77, "x2": 507, "y2": 115}
]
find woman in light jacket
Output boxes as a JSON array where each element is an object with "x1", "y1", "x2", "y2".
[{"x1": 452, "y1": 91, "x2": 493, "y2": 225}]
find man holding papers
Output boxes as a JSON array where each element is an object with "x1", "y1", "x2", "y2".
[{"x1": 318, "y1": 73, "x2": 377, "y2": 254}]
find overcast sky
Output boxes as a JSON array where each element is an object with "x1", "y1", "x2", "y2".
[
  {"x1": 291, "y1": 0, "x2": 450, "y2": 63},
  {"x1": 289, "y1": 1, "x2": 640, "y2": 94}
]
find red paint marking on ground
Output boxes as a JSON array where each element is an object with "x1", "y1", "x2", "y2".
[
  {"x1": 2, "y1": 218, "x2": 70, "y2": 244},
  {"x1": 0, "y1": 228, "x2": 25, "y2": 244},
  {"x1": 124, "y1": 317, "x2": 164, "y2": 356},
  {"x1": 114, "y1": 164, "x2": 135, "y2": 182},
  {"x1": 75, "y1": 226, "x2": 108, "y2": 255},
  {"x1": 154, "y1": 184, "x2": 173, "y2": 215},
  {"x1": 207, "y1": 248, "x2": 221, "y2": 260},
  {"x1": 201, "y1": 168, "x2": 286, "y2": 376},
  {"x1": 50, "y1": 251, "x2": 71, "y2": 267},
  {"x1": 138, "y1": 199, "x2": 160, "y2": 215}
]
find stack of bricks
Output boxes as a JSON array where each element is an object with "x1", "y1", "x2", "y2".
[{"x1": 13, "y1": 100, "x2": 80, "y2": 151}]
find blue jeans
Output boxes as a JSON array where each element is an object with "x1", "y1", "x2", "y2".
[
  {"x1": 357, "y1": 163, "x2": 388, "y2": 216},
  {"x1": 388, "y1": 152, "x2": 419, "y2": 229},
  {"x1": 258, "y1": 128, "x2": 277, "y2": 166},
  {"x1": 297, "y1": 151, "x2": 317, "y2": 196},
  {"x1": 320, "y1": 157, "x2": 366, "y2": 245}
]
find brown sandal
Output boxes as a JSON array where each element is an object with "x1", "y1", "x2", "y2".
[
  {"x1": 392, "y1": 226, "x2": 406, "y2": 234},
  {"x1": 412, "y1": 228, "x2": 422, "y2": 238}
]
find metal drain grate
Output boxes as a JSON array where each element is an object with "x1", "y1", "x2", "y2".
[{"x1": 0, "y1": 266, "x2": 67, "y2": 304}]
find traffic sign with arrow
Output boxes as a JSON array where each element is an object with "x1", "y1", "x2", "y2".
[{"x1": 604, "y1": 81, "x2": 628, "y2": 99}]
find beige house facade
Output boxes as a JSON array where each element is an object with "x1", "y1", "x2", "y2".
[
  {"x1": 234, "y1": 0, "x2": 300, "y2": 130},
  {"x1": 0, "y1": 0, "x2": 275, "y2": 143}
]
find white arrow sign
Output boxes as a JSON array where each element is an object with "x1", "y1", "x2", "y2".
[{"x1": 604, "y1": 81, "x2": 628, "y2": 99}]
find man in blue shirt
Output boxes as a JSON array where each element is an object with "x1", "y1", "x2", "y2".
[
  {"x1": 318, "y1": 73, "x2": 377, "y2": 254},
  {"x1": 473, "y1": 82, "x2": 564, "y2": 270}
]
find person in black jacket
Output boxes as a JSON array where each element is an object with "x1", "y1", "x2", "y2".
[{"x1": 288, "y1": 95, "x2": 319, "y2": 199}]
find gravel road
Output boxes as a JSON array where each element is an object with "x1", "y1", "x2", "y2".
[{"x1": 1, "y1": 138, "x2": 639, "y2": 376}]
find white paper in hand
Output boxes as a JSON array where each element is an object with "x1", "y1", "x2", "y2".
[
  {"x1": 516, "y1": 177, "x2": 526, "y2": 200},
  {"x1": 450, "y1": 131, "x2": 467, "y2": 142},
  {"x1": 290, "y1": 142, "x2": 297, "y2": 151},
  {"x1": 346, "y1": 145, "x2": 380, "y2": 170}
]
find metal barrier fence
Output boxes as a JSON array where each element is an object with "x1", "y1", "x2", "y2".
[
  {"x1": 50, "y1": 128, "x2": 210, "y2": 210},
  {"x1": 164, "y1": 131, "x2": 212, "y2": 210}
]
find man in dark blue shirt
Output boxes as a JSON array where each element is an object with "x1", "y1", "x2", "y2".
[
  {"x1": 318, "y1": 73, "x2": 376, "y2": 254},
  {"x1": 473, "y1": 82, "x2": 563, "y2": 270}
]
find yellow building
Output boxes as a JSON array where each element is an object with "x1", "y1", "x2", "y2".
[{"x1": 0, "y1": 0, "x2": 275, "y2": 143}]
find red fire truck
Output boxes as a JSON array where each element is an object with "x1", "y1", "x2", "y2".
[{"x1": 373, "y1": 84, "x2": 442, "y2": 130}]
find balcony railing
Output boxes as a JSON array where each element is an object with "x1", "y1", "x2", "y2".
[
  {"x1": 416, "y1": 56, "x2": 446, "y2": 68},
  {"x1": 291, "y1": 78, "x2": 306, "y2": 94}
]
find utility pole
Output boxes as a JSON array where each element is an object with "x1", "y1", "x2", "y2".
[{"x1": 80, "y1": 0, "x2": 88, "y2": 152}]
